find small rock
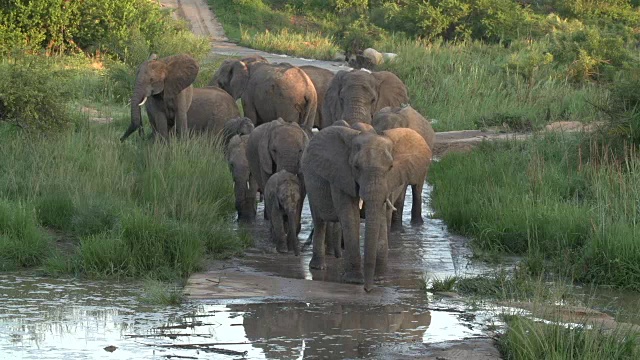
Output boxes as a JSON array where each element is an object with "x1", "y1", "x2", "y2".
[{"x1": 103, "y1": 345, "x2": 117, "y2": 353}]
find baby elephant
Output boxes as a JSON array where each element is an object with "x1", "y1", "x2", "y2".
[{"x1": 264, "y1": 170, "x2": 302, "y2": 256}]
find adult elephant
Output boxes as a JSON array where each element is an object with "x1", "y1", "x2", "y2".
[
  {"x1": 120, "y1": 54, "x2": 199, "y2": 141},
  {"x1": 247, "y1": 119, "x2": 309, "y2": 228},
  {"x1": 299, "y1": 65, "x2": 335, "y2": 129},
  {"x1": 321, "y1": 69, "x2": 408, "y2": 127},
  {"x1": 302, "y1": 126, "x2": 430, "y2": 292},
  {"x1": 372, "y1": 105, "x2": 435, "y2": 231},
  {"x1": 210, "y1": 59, "x2": 318, "y2": 133}
]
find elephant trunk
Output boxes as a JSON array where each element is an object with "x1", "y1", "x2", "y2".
[
  {"x1": 361, "y1": 175, "x2": 387, "y2": 292},
  {"x1": 234, "y1": 170, "x2": 257, "y2": 221},
  {"x1": 277, "y1": 155, "x2": 301, "y2": 176},
  {"x1": 121, "y1": 86, "x2": 148, "y2": 142},
  {"x1": 343, "y1": 98, "x2": 372, "y2": 125},
  {"x1": 286, "y1": 208, "x2": 299, "y2": 256}
]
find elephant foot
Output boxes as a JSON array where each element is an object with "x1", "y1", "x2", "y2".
[
  {"x1": 410, "y1": 216, "x2": 424, "y2": 226},
  {"x1": 342, "y1": 270, "x2": 364, "y2": 285},
  {"x1": 334, "y1": 246, "x2": 342, "y2": 259},
  {"x1": 276, "y1": 242, "x2": 289, "y2": 254},
  {"x1": 309, "y1": 254, "x2": 326, "y2": 270},
  {"x1": 390, "y1": 222, "x2": 405, "y2": 233}
]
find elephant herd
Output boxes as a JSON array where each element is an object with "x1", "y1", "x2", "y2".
[{"x1": 120, "y1": 53, "x2": 435, "y2": 292}]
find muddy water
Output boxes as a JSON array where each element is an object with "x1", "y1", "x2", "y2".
[{"x1": 0, "y1": 184, "x2": 500, "y2": 359}]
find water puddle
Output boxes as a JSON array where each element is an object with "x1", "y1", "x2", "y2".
[{"x1": 1, "y1": 184, "x2": 638, "y2": 359}]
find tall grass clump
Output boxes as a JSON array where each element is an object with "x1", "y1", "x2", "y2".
[
  {"x1": 0, "y1": 199, "x2": 51, "y2": 269},
  {"x1": 0, "y1": 123, "x2": 246, "y2": 278},
  {"x1": 429, "y1": 134, "x2": 640, "y2": 290},
  {"x1": 499, "y1": 315, "x2": 639, "y2": 360}
]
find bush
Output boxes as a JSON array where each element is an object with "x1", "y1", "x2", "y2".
[{"x1": 0, "y1": 55, "x2": 71, "y2": 131}]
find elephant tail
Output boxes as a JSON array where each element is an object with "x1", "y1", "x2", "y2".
[{"x1": 300, "y1": 93, "x2": 317, "y2": 135}]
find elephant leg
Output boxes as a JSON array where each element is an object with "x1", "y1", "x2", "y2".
[
  {"x1": 332, "y1": 188, "x2": 362, "y2": 284},
  {"x1": 296, "y1": 180, "x2": 305, "y2": 235},
  {"x1": 325, "y1": 222, "x2": 342, "y2": 258},
  {"x1": 153, "y1": 111, "x2": 169, "y2": 140},
  {"x1": 390, "y1": 185, "x2": 407, "y2": 233},
  {"x1": 175, "y1": 109, "x2": 188, "y2": 137},
  {"x1": 309, "y1": 220, "x2": 327, "y2": 269},
  {"x1": 411, "y1": 183, "x2": 424, "y2": 225},
  {"x1": 271, "y1": 208, "x2": 287, "y2": 254},
  {"x1": 242, "y1": 98, "x2": 258, "y2": 126}
]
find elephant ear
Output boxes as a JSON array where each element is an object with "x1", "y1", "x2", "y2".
[
  {"x1": 158, "y1": 55, "x2": 198, "y2": 120},
  {"x1": 322, "y1": 70, "x2": 349, "y2": 125},
  {"x1": 304, "y1": 126, "x2": 360, "y2": 197},
  {"x1": 163, "y1": 54, "x2": 199, "y2": 100},
  {"x1": 384, "y1": 128, "x2": 431, "y2": 192},
  {"x1": 259, "y1": 120, "x2": 284, "y2": 176},
  {"x1": 229, "y1": 60, "x2": 249, "y2": 99},
  {"x1": 372, "y1": 71, "x2": 409, "y2": 112}
]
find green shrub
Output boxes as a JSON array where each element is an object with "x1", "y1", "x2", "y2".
[{"x1": 0, "y1": 56, "x2": 71, "y2": 131}]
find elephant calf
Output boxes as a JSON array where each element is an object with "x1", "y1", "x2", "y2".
[{"x1": 264, "y1": 170, "x2": 302, "y2": 256}]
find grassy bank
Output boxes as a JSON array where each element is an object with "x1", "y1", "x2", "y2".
[
  {"x1": 429, "y1": 134, "x2": 640, "y2": 290},
  {"x1": 0, "y1": 1, "x2": 247, "y2": 280},
  {"x1": 0, "y1": 114, "x2": 248, "y2": 279}
]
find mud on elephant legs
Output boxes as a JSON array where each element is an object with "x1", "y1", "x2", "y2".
[{"x1": 332, "y1": 190, "x2": 363, "y2": 284}]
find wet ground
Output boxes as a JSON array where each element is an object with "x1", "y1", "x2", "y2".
[{"x1": 0, "y1": 185, "x2": 505, "y2": 359}]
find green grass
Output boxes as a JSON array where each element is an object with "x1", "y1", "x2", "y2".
[
  {"x1": 240, "y1": 28, "x2": 340, "y2": 60},
  {"x1": 139, "y1": 279, "x2": 184, "y2": 306},
  {"x1": 426, "y1": 275, "x2": 458, "y2": 292},
  {"x1": 377, "y1": 39, "x2": 605, "y2": 131},
  {"x1": 0, "y1": 107, "x2": 246, "y2": 280},
  {"x1": 429, "y1": 134, "x2": 640, "y2": 290},
  {"x1": 0, "y1": 199, "x2": 51, "y2": 270},
  {"x1": 499, "y1": 315, "x2": 639, "y2": 360}
]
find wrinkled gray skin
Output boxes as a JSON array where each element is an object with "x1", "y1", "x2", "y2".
[
  {"x1": 247, "y1": 119, "x2": 309, "y2": 230},
  {"x1": 226, "y1": 135, "x2": 258, "y2": 221},
  {"x1": 121, "y1": 54, "x2": 199, "y2": 141},
  {"x1": 210, "y1": 59, "x2": 318, "y2": 133},
  {"x1": 321, "y1": 69, "x2": 408, "y2": 127},
  {"x1": 302, "y1": 126, "x2": 430, "y2": 292},
  {"x1": 265, "y1": 170, "x2": 302, "y2": 255},
  {"x1": 141, "y1": 87, "x2": 241, "y2": 140},
  {"x1": 372, "y1": 105, "x2": 435, "y2": 231},
  {"x1": 299, "y1": 65, "x2": 335, "y2": 129},
  {"x1": 222, "y1": 117, "x2": 254, "y2": 150}
]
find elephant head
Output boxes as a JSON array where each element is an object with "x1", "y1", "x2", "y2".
[
  {"x1": 373, "y1": 105, "x2": 435, "y2": 150},
  {"x1": 302, "y1": 126, "x2": 429, "y2": 291},
  {"x1": 210, "y1": 56, "x2": 268, "y2": 100},
  {"x1": 226, "y1": 134, "x2": 257, "y2": 221},
  {"x1": 120, "y1": 54, "x2": 199, "y2": 142},
  {"x1": 260, "y1": 119, "x2": 309, "y2": 177},
  {"x1": 222, "y1": 116, "x2": 254, "y2": 150},
  {"x1": 322, "y1": 69, "x2": 408, "y2": 126}
]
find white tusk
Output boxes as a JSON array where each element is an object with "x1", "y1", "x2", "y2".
[
  {"x1": 385, "y1": 198, "x2": 397, "y2": 212},
  {"x1": 359, "y1": 199, "x2": 364, "y2": 210},
  {"x1": 138, "y1": 97, "x2": 148, "y2": 106},
  {"x1": 246, "y1": 181, "x2": 250, "y2": 190}
]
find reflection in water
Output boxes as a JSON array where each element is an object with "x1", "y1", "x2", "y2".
[{"x1": 2, "y1": 185, "x2": 637, "y2": 359}]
